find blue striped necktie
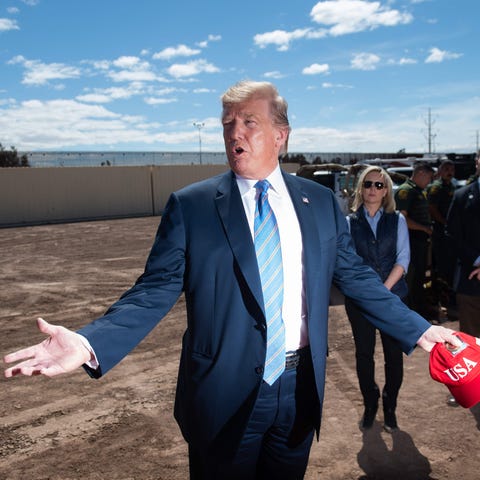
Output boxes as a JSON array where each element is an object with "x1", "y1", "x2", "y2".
[{"x1": 254, "y1": 180, "x2": 285, "y2": 385}]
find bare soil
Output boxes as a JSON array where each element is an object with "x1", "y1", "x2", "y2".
[{"x1": 1, "y1": 217, "x2": 479, "y2": 480}]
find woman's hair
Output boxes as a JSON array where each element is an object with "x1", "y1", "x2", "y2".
[
  {"x1": 221, "y1": 80, "x2": 291, "y2": 154},
  {"x1": 351, "y1": 165, "x2": 396, "y2": 213}
]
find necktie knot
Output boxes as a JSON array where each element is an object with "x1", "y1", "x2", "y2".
[{"x1": 255, "y1": 179, "x2": 270, "y2": 195}]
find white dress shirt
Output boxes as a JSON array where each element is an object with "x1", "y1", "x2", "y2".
[{"x1": 235, "y1": 166, "x2": 308, "y2": 351}]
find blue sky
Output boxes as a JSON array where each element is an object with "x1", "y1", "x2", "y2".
[{"x1": 1, "y1": 0, "x2": 478, "y2": 153}]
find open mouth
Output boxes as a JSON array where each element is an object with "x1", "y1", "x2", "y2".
[{"x1": 234, "y1": 147, "x2": 245, "y2": 154}]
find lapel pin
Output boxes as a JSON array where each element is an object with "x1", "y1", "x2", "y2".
[{"x1": 302, "y1": 196, "x2": 310, "y2": 204}]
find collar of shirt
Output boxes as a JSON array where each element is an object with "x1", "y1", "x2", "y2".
[
  {"x1": 235, "y1": 165, "x2": 286, "y2": 198},
  {"x1": 361, "y1": 205, "x2": 384, "y2": 237}
]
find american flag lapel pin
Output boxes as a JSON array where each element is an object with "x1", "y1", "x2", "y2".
[{"x1": 302, "y1": 196, "x2": 309, "y2": 204}]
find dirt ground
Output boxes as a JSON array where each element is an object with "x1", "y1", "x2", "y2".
[{"x1": 1, "y1": 216, "x2": 479, "y2": 480}]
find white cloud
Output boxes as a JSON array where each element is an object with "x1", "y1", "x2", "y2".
[
  {"x1": 425, "y1": 47, "x2": 463, "y2": 63},
  {"x1": 302, "y1": 63, "x2": 330, "y2": 75},
  {"x1": 263, "y1": 71, "x2": 285, "y2": 79},
  {"x1": 153, "y1": 44, "x2": 201, "y2": 61},
  {"x1": 91, "y1": 60, "x2": 111, "y2": 71},
  {"x1": 77, "y1": 85, "x2": 180, "y2": 105},
  {"x1": 387, "y1": 57, "x2": 417, "y2": 66},
  {"x1": 144, "y1": 97, "x2": 178, "y2": 105},
  {"x1": 193, "y1": 88, "x2": 214, "y2": 93},
  {"x1": 322, "y1": 82, "x2": 353, "y2": 89},
  {"x1": 107, "y1": 56, "x2": 161, "y2": 83},
  {"x1": 1, "y1": 96, "x2": 224, "y2": 150},
  {"x1": 108, "y1": 69, "x2": 157, "y2": 83},
  {"x1": 196, "y1": 34, "x2": 222, "y2": 48},
  {"x1": 7, "y1": 7, "x2": 20, "y2": 14},
  {"x1": 310, "y1": 0, "x2": 413, "y2": 36},
  {"x1": 254, "y1": 28, "x2": 322, "y2": 51},
  {"x1": 254, "y1": 1, "x2": 411, "y2": 51},
  {"x1": 8, "y1": 55, "x2": 82, "y2": 85},
  {"x1": 398, "y1": 57, "x2": 417, "y2": 65},
  {"x1": 0, "y1": 18, "x2": 19, "y2": 31},
  {"x1": 167, "y1": 59, "x2": 220, "y2": 78},
  {"x1": 76, "y1": 93, "x2": 113, "y2": 104},
  {"x1": 113, "y1": 56, "x2": 144, "y2": 69},
  {"x1": 351, "y1": 52, "x2": 381, "y2": 70}
]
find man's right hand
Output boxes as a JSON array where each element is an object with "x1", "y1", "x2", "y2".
[{"x1": 4, "y1": 317, "x2": 91, "y2": 378}]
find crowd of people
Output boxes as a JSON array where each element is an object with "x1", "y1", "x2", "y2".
[{"x1": 393, "y1": 154, "x2": 480, "y2": 338}]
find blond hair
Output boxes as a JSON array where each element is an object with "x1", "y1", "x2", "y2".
[{"x1": 351, "y1": 165, "x2": 396, "y2": 213}]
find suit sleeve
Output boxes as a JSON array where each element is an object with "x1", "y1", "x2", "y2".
[{"x1": 78, "y1": 193, "x2": 186, "y2": 377}]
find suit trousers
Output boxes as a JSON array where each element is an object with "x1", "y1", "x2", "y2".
[
  {"x1": 188, "y1": 353, "x2": 317, "y2": 480},
  {"x1": 345, "y1": 298, "x2": 404, "y2": 409}
]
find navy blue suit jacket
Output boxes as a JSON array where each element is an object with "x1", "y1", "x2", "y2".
[
  {"x1": 78, "y1": 169, "x2": 430, "y2": 452},
  {"x1": 446, "y1": 180, "x2": 480, "y2": 296}
]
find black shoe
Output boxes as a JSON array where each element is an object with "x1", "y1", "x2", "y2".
[
  {"x1": 383, "y1": 409, "x2": 398, "y2": 433},
  {"x1": 446, "y1": 395, "x2": 459, "y2": 407},
  {"x1": 361, "y1": 405, "x2": 378, "y2": 429}
]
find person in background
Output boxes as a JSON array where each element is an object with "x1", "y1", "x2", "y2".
[
  {"x1": 446, "y1": 151, "x2": 480, "y2": 339},
  {"x1": 444, "y1": 151, "x2": 480, "y2": 407},
  {"x1": 395, "y1": 162, "x2": 435, "y2": 319},
  {"x1": 465, "y1": 150, "x2": 480, "y2": 185},
  {"x1": 345, "y1": 166, "x2": 409, "y2": 433},
  {"x1": 427, "y1": 159, "x2": 456, "y2": 321},
  {"x1": 3, "y1": 81, "x2": 460, "y2": 480}
]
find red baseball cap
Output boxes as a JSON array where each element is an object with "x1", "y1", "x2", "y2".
[{"x1": 429, "y1": 332, "x2": 480, "y2": 408}]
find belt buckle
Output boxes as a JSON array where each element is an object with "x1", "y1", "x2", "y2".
[{"x1": 285, "y1": 351, "x2": 300, "y2": 370}]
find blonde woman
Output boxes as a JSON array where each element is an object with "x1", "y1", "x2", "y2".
[{"x1": 345, "y1": 166, "x2": 410, "y2": 432}]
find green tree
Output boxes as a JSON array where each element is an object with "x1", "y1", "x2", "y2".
[{"x1": 0, "y1": 143, "x2": 30, "y2": 167}]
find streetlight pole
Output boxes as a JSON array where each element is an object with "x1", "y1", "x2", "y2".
[{"x1": 193, "y1": 122, "x2": 205, "y2": 165}]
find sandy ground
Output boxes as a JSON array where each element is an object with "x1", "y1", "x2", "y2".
[{"x1": 1, "y1": 216, "x2": 479, "y2": 480}]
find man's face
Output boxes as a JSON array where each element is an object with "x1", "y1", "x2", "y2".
[
  {"x1": 222, "y1": 97, "x2": 287, "y2": 179},
  {"x1": 440, "y1": 164, "x2": 455, "y2": 182},
  {"x1": 417, "y1": 170, "x2": 434, "y2": 189}
]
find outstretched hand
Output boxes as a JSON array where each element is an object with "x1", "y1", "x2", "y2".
[
  {"x1": 4, "y1": 318, "x2": 91, "y2": 378},
  {"x1": 416, "y1": 325, "x2": 462, "y2": 353}
]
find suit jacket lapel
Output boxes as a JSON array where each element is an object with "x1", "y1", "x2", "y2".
[
  {"x1": 283, "y1": 172, "x2": 322, "y2": 311},
  {"x1": 215, "y1": 171, "x2": 264, "y2": 312}
]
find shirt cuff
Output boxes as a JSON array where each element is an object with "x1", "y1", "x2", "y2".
[{"x1": 77, "y1": 333, "x2": 99, "y2": 370}]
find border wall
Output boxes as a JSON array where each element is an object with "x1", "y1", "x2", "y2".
[{"x1": 0, "y1": 164, "x2": 299, "y2": 227}]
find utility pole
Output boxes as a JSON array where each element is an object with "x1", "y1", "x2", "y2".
[
  {"x1": 193, "y1": 122, "x2": 205, "y2": 165},
  {"x1": 425, "y1": 108, "x2": 436, "y2": 154}
]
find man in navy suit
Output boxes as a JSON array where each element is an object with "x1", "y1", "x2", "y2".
[
  {"x1": 4, "y1": 81, "x2": 460, "y2": 479},
  {"x1": 446, "y1": 150, "x2": 480, "y2": 338}
]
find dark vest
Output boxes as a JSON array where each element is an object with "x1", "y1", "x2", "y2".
[{"x1": 348, "y1": 209, "x2": 408, "y2": 299}]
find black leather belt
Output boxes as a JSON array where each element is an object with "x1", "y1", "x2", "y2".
[{"x1": 285, "y1": 346, "x2": 310, "y2": 370}]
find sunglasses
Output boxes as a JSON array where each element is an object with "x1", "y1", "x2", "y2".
[{"x1": 362, "y1": 180, "x2": 385, "y2": 190}]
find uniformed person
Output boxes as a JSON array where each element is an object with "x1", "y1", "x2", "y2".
[
  {"x1": 427, "y1": 160, "x2": 456, "y2": 317},
  {"x1": 395, "y1": 162, "x2": 435, "y2": 318}
]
